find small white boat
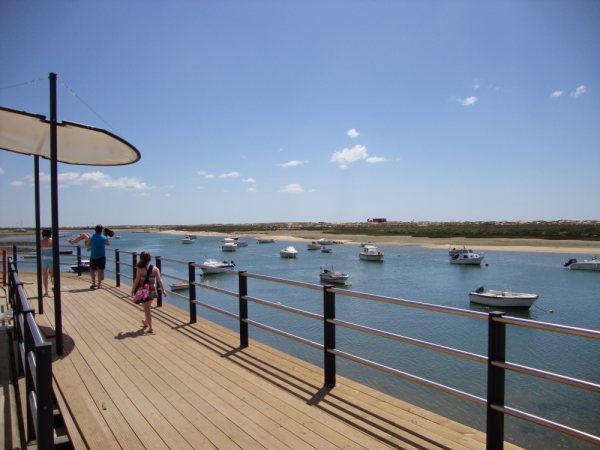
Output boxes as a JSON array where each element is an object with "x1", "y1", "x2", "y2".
[
  {"x1": 317, "y1": 238, "x2": 335, "y2": 246},
  {"x1": 70, "y1": 259, "x2": 90, "y2": 272},
  {"x1": 280, "y1": 246, "x2": 298, "y2": 258},
  {"x1": 359, "y1": 245, "x2": 384, "y2": 262},
  {"x1": 181, "y1": 235, "x2": 195, "y2": 244},
  {"x1": 257, "y1": 238, "x2": 275, "y2": 244},
  {"x1": 469, "y1": 286, "x2": 539, "y2": 310},
  {"x1": 449, "y1": 248, "x2": 484, "y2": 265},
  {"x1": 227, "y1": 236, "x2": 248, "y2": 247},
  {"x1": 321, "y1": 246, "x2": 332, "y2": 253},
  {"x1": 564, "y1": 257, "x2": 600, "y2": 271},
  {"x1": 170, "y1": 281, "x2": 189, "y2": 291},
  {"x1": 320, "y1": 265, "x2": 349, "y2": 285},
  {"x1": 221, "y1": 238, "x2": 238, "y2": 252},
  {"x1": 307, "y1": 241, "x2": 321, "y2": 250},
  {"x1": 200, "y1": 259, "x2": 236, "y2": 274}
]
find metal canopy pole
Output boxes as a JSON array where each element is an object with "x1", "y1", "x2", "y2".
[
  {"x1": 34, "y1": 156, "x2": 43, "y2": 313},
  {"x1": 49, "y1": 72, "x2": 63, "y2": 355}
]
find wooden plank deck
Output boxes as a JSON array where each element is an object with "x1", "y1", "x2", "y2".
[{"x1": 18, "y1": 272, "x2": 520, "y2": 449}]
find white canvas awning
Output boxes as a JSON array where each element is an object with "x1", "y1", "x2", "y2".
[{"x1": 0, "y1": 106, "x2": 140, "y2": 166}]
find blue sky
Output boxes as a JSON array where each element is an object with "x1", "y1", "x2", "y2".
[{"x1": 1, "y1": 1, "x2": 599, "y2": 227}]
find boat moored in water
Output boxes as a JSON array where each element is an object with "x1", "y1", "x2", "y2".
[
  {"x1": 280, "y1": 246, "x2": 298, "y2": 258},
  {"x1": 320, "y1": 265, "x2": 349, "y2": 285},
  {"x1": 307, "y1": 241, "x2": 321, "y2": 250},
  {"x1": 257, "y1": 237, "x2": 275, "y2": 244},
  {"x1": 359, "y1": 245, "x2": 384, "y2": 262},
  {"x1": 70, "y1": 259, "x2": 90, "y2": 272},
  {"x1": 221, "y1": 238, "x2": 238, "y2": 252},
  {"x1": 181, "y1": 235, "x2": 195, "y2": 244},
  {"x1": 169, "y1": 281, "x2": 189, "y2": 291},
  {"x1": 468, "y1": 286, "x2": 539, "y2": 309},
  {"x1": 200, "y1": 259, "x2": 236, "y2": 274},
  {"x1": 449, "y1": 248, "x2": 484, "y2": 265},
  {"x1": 563, "y1": 257, "x2": 600, "y2": 271}
]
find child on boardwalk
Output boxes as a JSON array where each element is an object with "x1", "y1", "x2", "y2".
[
  {"x1": 40, "y1": 228, "x2": 53, "y2": 296},
  {"x1": 131, "y1": 251, "x2": 166, "y2": 334}
]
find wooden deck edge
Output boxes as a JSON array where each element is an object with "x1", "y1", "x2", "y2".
[{"x1": 52, "y1": 377, "x2": 88, "y2": 450}]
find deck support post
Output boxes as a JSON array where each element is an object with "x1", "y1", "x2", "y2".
[
  {"x1": 35, "y1": 342, "x2": 53, "y2": 448},
  {"x1": 34, "y1": 155, "x2": 43, "y2": 314},
  {"x1": 238, "y1": 271, "x2": 248, "y2": 348},
  {"x1": 188, "y1": 262, "x2": 196, "y2": 323},
  {"x1": 323, "y1": 286, "x2": 336, "y2": 387},
  {"x1": 132, "y1": 253, "x2": 138, "y2": 281},
  {"x1": 155, "y1": 256, "x2": 162, "y2": 307},
  {"x1": 115, "y1": 249, "x2": 120, "y2": 287},
  {"x1": 76, "y1": 246, "x2": 82, "y2": 276},
  {"x1": 487, "y1": 311, "x2": 506, "y2": 450}
]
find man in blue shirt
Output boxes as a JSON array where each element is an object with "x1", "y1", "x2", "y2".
[{"x1": 90, "y1": 224, "x2": 109, "y2": 289}]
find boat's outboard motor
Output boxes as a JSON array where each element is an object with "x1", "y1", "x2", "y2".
[
  {"x1": 475, "y1": 286, "x2": 485, "y2": 293},
  {"x1": 563, "y1": 258, "x2": 577, "y2": 267}
]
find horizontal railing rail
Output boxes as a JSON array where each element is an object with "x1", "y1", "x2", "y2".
[
  {"x1": 13, "y1": 243, "x2": 600, "y2": 448},
  {"x1": 8, "y1": 259, "x2": 54, "y2": 448}
]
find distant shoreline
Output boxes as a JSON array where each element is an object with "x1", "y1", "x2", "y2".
[{"x1": 159, "y1": 229, "x2": 600, "y2": 255}]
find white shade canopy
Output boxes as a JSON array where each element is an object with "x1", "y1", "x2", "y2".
[{"x1": 0, "y1": 106, "x2": 140, "y2": 166}]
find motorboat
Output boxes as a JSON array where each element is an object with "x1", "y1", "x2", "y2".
[
  {"x1": 320, "y1": 265, "x2": 349, "y2": 285},
  {"x1": 563, "y1": 257, "x2": 600, "y2": 271},
  {"x1": 307, "y1": 241, "x2": 321, "y2": 250},
  {"x1": 280, "y1": 246, "x2": 298, "y2": 258},
  {"x1": 70, "y1": 259, "x2": 90, "y2": 272},
  {"x1": 449, "y1": 248, "x2": 484, "y2": 265},
  {"x1": 227, "y1": 236, "x2": 248, "y2": 247},
  {"x1": 257, "y1": 238, "x2": 275, "y2": 244},
  {"x1": 469, "y1": 286, "x2": 539, "y2": 309},
  {"x1": 221, "y1": 238, "x2": 238, "y2": 252},
  {"x1": 321, "y1": 246, "x2": 332, "y2": 253},
  {"x1": 317, "y1": 238, "x2": 335, "y2": 246},
  {"x1": 200, "y1": 259, "x2": 236, "y2": 274},
  {"x1": 449, "y1": 246, "x2": 476, "y2": 257},
  {"x1": 169, "y1": 281, "x2": 189, "y2": 291},
  {"x1": 359, "y1": 245, "x2": 384, "y2": 262},
  {"x1": 181, "y1": 235, "x2": 195, "y2": 244}
]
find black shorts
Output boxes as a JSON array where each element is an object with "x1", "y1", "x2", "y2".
[{"x1": 90, "y1": 257, "x2": 106, "y2": 270}]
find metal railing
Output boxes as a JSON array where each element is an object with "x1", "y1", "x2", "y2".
[
  {"x1": 7, "y1": 258, "x2": 54, "y2": 448},
  {"x1": 10, "y1": 245, "x2": 600, "y2": 448}
]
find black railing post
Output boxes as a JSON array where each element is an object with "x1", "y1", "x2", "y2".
[
  {"x1": 323, "y1": 286, "x2": 336, "y2": 387},
  {"x1": 188, "y1": 262, "x2": 196, "y2": 323},
  {"x1": 76, "y1": 245, "x2": 82, "y2": 276},
  {"x1": 36, "y1": 342, "x2": 53, "y2": 448},
  {"x1": 13, "y1": 244, "x2": 18, "y2": 272},
  {"x1": 115, "y1": 249, "x2": 120, "y2": 287},
  {"x1": 487, "y1": 311, "x2": 506, "y2": 450},
  {"x1": 238, "y1": 271, "x2": 248, "y2": 348},
  {"x1": 132, "y1": 253, "x2": 138, "y2": 281},
  {"x1": 23, "y1": 311, "x2": 36, "y2": 442},
  {"x1": 155, "y1": 256, "x2": 162, "y2": 307}
]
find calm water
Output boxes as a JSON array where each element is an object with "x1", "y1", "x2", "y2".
[{"x1": 11, "y1": 232, "x2": 600, "y2": 449}]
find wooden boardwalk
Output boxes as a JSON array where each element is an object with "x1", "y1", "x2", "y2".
[{"x1": 17, "y1": 272, "x2": 519, "y2": 449}]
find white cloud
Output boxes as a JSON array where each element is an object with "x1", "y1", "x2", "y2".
[
  {"x1": 279, "y1": 160, "x2": 306, "y2": 168},
  {"x1": 366, "y1": 156, "x2": 386, "y2": 163},
  {"x1": 23, "y1": 171, "x2": 152, "y2": 191},
  {"x1": 0, "y1": 167, "x2": 4, "y2": 175},
  {"x1": 570, "y1": 85, "x2": 587, "y2": 98},
  {"x1": 247, "y1": 187, "x2": 257, "y2": 193},
  {"x1": 218, "y1": 171, "x2": 240, "y2": 179},
  {"x1": 551, "y1": 90, "x2": 564, "y2": 98},
  {"x1": 280, "y1": 183, "x2": 306, "y2": 193},
  {"x1": 197, "y1": 170, "x2": 216, "y2": 179},
  {"x1": 242, "y1": 178, "x2": 255, "y2": 183},
  {"x1": 330, "y1": 144, "x2": 368, "y2": 168},
  {"x1": 10, "y1": 180, "x2": 25, "y2": 187},
  {"x1": 347, "y1": 128, "x2": 360, "y2": 139},
  {"x1": 457, "y1": 96, "x2": 478, "y2": 106}
]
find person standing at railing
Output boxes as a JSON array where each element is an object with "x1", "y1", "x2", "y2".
[
  {"x1": 69, "y1": 227, "x2": 114, "y2": 251},
  {"x1": 131, "y1": 250, "x2": 166, "y2": 334},
  {"x1": 89, "y1": 224, "x2": 110, "y2": 289},
  {"x1": 41, "y1": 228, "x2": 53, "y2": 296}
]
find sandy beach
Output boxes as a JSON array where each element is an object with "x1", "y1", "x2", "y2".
[{"x1": 159, "y1": 229, "x2": 600, "y2": 255}]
